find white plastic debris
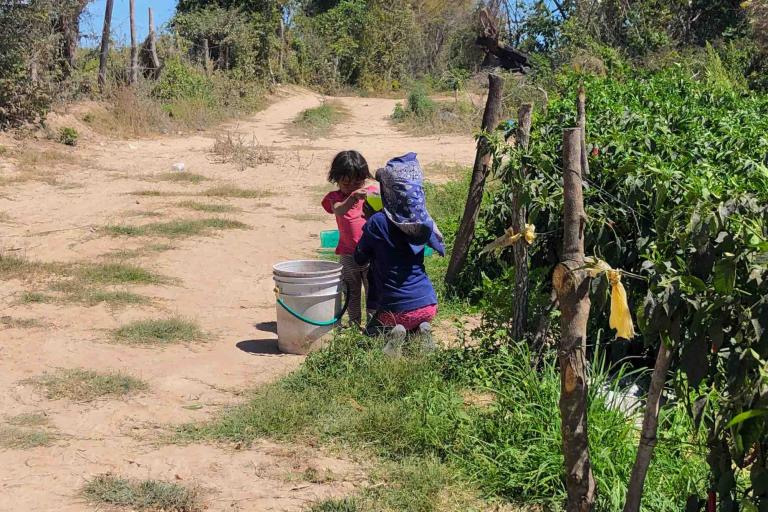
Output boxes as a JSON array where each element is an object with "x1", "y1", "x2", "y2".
[{"x1": 172, "y1": 162, "x2": 185, "y2": 172}]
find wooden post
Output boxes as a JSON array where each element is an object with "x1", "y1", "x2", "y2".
[
  {"x1": 577, "y1": 85, "x2": 589, "y2": 177},
  {"x1": 445, "y1": 74, "x2": 505, "y2": 285},
  {"x1": 129, "y1": 0, "x2": 138, "y2": 84},
  {"x1": 97, "y1": 0, "x2": 115, "y2": 92},
  {"x1": 623, "y1": 339, "x2": 673, "y2": 512},
  {"x1": 553, "y1": 128, "x2": 596, "y2": 512},
  {"x1": 510, "y1": 103, "x2": 533, "y2": 341}
]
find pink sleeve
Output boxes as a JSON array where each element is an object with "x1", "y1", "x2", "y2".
[{"x1": 321, "y1": 191, "x2": 339, "y2": 214}]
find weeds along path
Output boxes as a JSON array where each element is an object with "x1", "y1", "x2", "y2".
[{"x1": 0, "y1": 87, "x2": 475, "y2": 511}]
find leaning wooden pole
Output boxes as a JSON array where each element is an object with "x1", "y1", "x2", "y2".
[
  {"x1": 97, "y1": 0, "x2": 115, "y2": 92},
  {"x1": 510, "y1": 103, "x2": 533, "y2": 341},
  {"x1": 623, "y1": 338, "x2": 673, "y2": 512},
  {"x1": 553, "y1": 128, "x2": 596, "y2": 512},
  {"x1": 129, "y1": 0, "x2": 138, "y2": 84},
  {"x1": 147, "y1": 7, "x2": 161, "y2": 75},
  {"x1": 445, "y1": 74, "x2": 505, "y2": 285}
]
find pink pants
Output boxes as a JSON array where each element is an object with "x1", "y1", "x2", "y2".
[{"x1": 377, "y1": 304, "x2": 437, "y2": 331}]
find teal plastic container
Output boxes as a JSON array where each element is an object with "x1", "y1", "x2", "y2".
[{"x1": 320, "y1": 230, "x2": 340, "y2": 249}]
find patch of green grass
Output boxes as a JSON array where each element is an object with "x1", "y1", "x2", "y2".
[
  {"x1": 130, "y1": 190, "x2": 180, "y2": 197},
  {"x1": 103, "y1": 244, "x2": 175, "y2": 259},
  {"x1": 176, "y1": 201, "x2": 240, "y2": 213},
  {"x1": 154, "y1": 172, "x2": 208, "y2": 184},
  {"x1": 292, "y1": 101, "x2": 348, "y2": 139},
  {"x1": 198, "y1": 185, "x2": 272, "y2": 199},
  {"x1": 19, "y1": 291, "x2": 53, "y2": 304},
  {"x1": 82, "y1": 474, "x2": 201, "y2": 512},
  {"x1": 113, "y1": 317, "x2": 205, "y2": 345},
  {"x1": 5, "y1": 412, "x2": 49, "y2": 427},
  {"x1": 0, "y1": 316, "x2": 43, "y2": 328},
  {"x1": 75, "y1": 262, "x2": 168, "y2": 285},
  {"x1": 0, "y1": 253, "x2": 63, "y2": 281},
  {"x1": 49, "y1": 282, "x2": 150, "y2": 307},
  {"x1": 0, "y1": 426, "x2": 54, "y2": 449},
  {"x1": 179, "y1": 331, "x2": 706, "y2": 511},
  {"x1": 104, "y1": 218, "x2": 249, "y2": 239},
  {"x1": 279, "y1": 213, "x2": 327, "y2": 222},
  {"x1": 30, "y1": 368, "x2": 148, "y2": 401}
]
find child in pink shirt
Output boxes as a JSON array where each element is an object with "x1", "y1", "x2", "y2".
[{"x1": 321, "y1": 150, "x2": 378, "y2": 326}]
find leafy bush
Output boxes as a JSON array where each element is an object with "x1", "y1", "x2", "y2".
[
  {"x1": 152, "y1": 57, "x2": 212, "y2": 104},
  {"x1": 480, "y1": 68, "x2": 768, "y2": 507},
  {"x1": 407, "y1": 85, "x2": 436, "y2": 118},
  {"x1": 58, "y1": 127, "x2": 78, "y2": 146}
]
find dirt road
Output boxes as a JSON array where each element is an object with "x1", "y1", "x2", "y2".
[{"x1": 0, "y1": 88, "x2": 475, "y2": 511}]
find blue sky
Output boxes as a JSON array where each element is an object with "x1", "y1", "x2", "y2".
[{"x1": 82, "y1": 0, "x2": 176, "y2": 47}]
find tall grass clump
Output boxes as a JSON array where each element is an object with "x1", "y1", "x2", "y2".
[
  {"x1": 179, "y1": 330, "x2": 705, "y2": 510},
  {"x1": 292, "y1": 101, "x2": 348, "y2": 138}
]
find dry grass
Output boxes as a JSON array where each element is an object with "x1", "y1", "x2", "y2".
[
  {"x1": 0, "y1": 316, "x2": 44, "y2": 329},
  {"x1": 0, "y1": 252, "x2": 64, "y2": 281},
  {"x1": 28, "y1": 368, "x2": 148, "y2": 401},
  {"x1": 82, "y1": 87, "x2": 171, "y2": 138},
  {"x1": 0, "y1": 211, "x2": 12, "y2": 223},
  {"x1": 0, "y1": 146, "x2": 81, "y2": 187},
  {"x1": 279, "y1": 213, "x2": 328, "y2": 222},
  {"x1": 211, "y1": 132, "x2": 276, "y2": 171},
  {"x1": 82, "y1": 473, "x2": 202, "y2": 512},
  {"x1": 102, "y1": 244, "x2": 176, "y2": 260},
  {"x1": 5, "y1": 412, "x2": 49, "y2": 427},
  {"x1": 130, "y1": 190, "x2": 181, "y2": 197}
]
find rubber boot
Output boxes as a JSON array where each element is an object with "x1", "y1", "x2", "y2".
[{"x1": 382, "y1": 324, "x2": 406, "y2": 358}]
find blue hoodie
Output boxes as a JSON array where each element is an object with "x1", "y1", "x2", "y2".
[{"x1": 354, "y1": 212, "x2": 444, "y2": 312}]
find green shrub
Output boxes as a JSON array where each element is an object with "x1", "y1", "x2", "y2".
[
  {"x1": 406, "y1": 85, "x2": 436, "y2": 118},
  {"x1": 58, "y1": 127, "x2": 78, "y2": 146},
  {"x1": 152, "y1": 57, "x2": 212, "y2": 103}
]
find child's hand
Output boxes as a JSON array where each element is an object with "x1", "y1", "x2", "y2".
[{"x1": 351, "y1": 188, "x2": 368, "y2": 200}]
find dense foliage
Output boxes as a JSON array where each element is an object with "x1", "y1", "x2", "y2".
[{"x1": 469, "y1": 67, "x2": 768, "y2": 508}]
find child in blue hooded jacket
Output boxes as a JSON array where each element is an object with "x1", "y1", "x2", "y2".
[{"x1": 354, "y1": 153, "x2": 444, "y2": 355}]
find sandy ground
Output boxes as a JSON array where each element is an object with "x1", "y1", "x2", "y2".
[{"x1": 0, "y1": 88, "x2": 475, "y2": 511}]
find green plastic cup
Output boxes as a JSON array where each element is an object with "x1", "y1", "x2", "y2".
[{"x1": 366, "y1": 193, "x2": 383, "y2": 212}]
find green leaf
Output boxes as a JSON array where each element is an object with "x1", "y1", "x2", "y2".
[
  {"x1": 714, "y1": 258, "x2": 736, "y2": 294},
  {"x1": 725, "y1": 409, "x2": 768, "y2": 429}
]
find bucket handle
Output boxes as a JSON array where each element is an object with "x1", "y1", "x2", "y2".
[{"x1": 274, "y1": 284, "x2": 349, "y2": 327}]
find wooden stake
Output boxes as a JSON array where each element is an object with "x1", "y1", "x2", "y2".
[
  {"x1": 553, "y1": 127, "x2": 595, "y2": 512},
  {"x1": 623, "y1": 338, "x2": 673, "y2": 512},
  {"x1": 445, "y1": 74, "x2": 505, "y2": 285},
  {"x1": 510, "y1": 103, "x2": 533, "y2": 341},
  {"x1": 129, "y1": 0, "x2": 138, "y2": 84},
  {"x1": 97, "y1": 0, "x2": 115, "y2": 92}
]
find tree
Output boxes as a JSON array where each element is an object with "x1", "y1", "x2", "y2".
[{"x1": 97, "y1": 0, "x2": 115, "y2": 92}]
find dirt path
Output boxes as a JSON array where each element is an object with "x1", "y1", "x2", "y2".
[{"x1": 0, "y1": 88, "x2": 475, "y2": 511}]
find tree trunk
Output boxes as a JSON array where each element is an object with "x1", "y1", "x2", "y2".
[
  {"x1": 129, "y1": 0, "x2": 138, "y2": 84},
  {"x1": 577, "y1": 85, "x2": 589, "y2": 177},
  {"x1": 202, "y1": 38, "x2": 211, "y2": 76},
  {"x1": 553, "y1": 127, "x2": 596, "y2": 512},
  {"x1": 445, "y1": 74, "x2": 505, "y2": 286},
  {"x1": 623, "y1": 339, "x2": 673, "y2": 512},
  {"x1": 510, "y1": 103, "x2": 533, "y2": 341},
  {"x1": 146, "y1": 7, "x2": 161, "y2": 78},
  {"x1": 98, "y1": 0, "x2": 115, "y2": 92}
]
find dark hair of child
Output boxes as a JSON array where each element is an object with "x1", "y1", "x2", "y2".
[{"x1": 327, "y1": 150, "x2": 371, "y2": 184}]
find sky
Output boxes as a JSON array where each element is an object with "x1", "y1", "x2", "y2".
[{"x1": 81, "y1": 0, "x2": 176, "y2": 47}]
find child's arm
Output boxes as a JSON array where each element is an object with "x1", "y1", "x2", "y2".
[
  {"x1": 354, "y1": 222, "x2": 375, "y2": 266},
  {"x1": 331, "y1": 188, "x2": 368, "y2": 216}
]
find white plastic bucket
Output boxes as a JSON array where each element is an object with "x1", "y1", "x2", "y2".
[{"x1": 272, "y1": 260, "x2": 344, "y2": 355}]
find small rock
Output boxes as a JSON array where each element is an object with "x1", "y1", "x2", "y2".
[{"x1": 172, "y1": 162, "x2": 185, "y2": 172}]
